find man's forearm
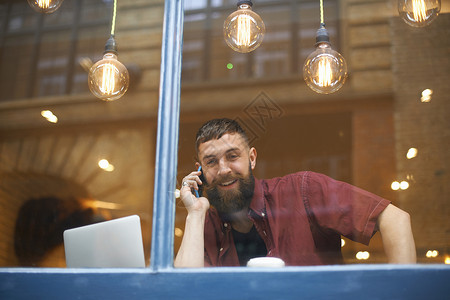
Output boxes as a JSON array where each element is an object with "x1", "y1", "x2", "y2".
[
  {"x1": 174, "y1": 213, "x2": 206, "y2": 268},
  {"x1": 378, "y1": 204, "x2": 416, "y2": 263}
]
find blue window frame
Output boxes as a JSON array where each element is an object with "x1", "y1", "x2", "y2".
[{"x1": 0, "y1": 1, "x2": 448, "y2": 299}]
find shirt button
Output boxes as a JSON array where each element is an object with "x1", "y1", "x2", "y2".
[
  {"x1": 224, "y1": 223, "x2": 228, "y2": 228},
  {"x1": 261, "y1": 212, "x2": 265, "y2": 217},
  {"x1": 220, "y1": 248, "x2": 224, "y2": 252},
  {"x1": 263, "y1": 230, "x2": 267, "y2": 236}
]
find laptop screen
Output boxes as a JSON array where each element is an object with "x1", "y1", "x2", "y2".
[{"x1": 63, "y1": 215, "x2": 146, "y2": 268}]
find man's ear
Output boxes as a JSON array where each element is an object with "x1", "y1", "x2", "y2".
[
  {"x1": 249, "y1": 147, "x2": 257, "y2": 170},
  {"x1": 195, "y1": 162, "x2": 201, "y2": 170}
]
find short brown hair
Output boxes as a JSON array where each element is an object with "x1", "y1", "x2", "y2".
[{"x1": 195, "y1": 118, "x2": 249, "y2": 152}]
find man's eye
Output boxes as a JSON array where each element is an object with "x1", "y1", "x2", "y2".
[
  {"x1": 228, "y1": 154, "x2": 239, "y2": 160},
  {"x1": 206, "y1": 159, "x2": 216, "y2": 166}
]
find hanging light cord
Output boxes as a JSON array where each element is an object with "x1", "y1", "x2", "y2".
[
  {"x1": 111, "y1": 0, "x2": 117, "y2": 36},
  {"x1": 319, "y1": 0, "x2": 324, "y2": 26}
]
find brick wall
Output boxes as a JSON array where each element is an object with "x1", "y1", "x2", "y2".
[{"x1": 391, "y1": 14, "x2": 450, "y2": 256}]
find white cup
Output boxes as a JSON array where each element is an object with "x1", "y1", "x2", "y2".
[{"x1": 246, "y1": 257, "x2": 285, "y2": 268}]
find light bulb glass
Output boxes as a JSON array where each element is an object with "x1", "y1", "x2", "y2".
[
  {"x1": 27, "y1": 0, "x2": 64, "y2": 14},
  {"x1": 398, "y1": 0, "x2": 441, "y2": 27},
  {"x1": 303, "y1": 43, "x2": 348, "y2": 94},
  {"x1": 88, "y1": 52, "x2": 129, "y2": 101},
  {"x1": 223, "y1": 4, "x2": 265, "y2": 53}
]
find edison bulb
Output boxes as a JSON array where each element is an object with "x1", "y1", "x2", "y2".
[
  {"x1": 398, "y1": 0, "x2": 440, "y2": 27},
  {"x1": 88, "y1": 53, "x2": 129, "y2": 101},
  {"x1": 27, "y1": 0, "x2": 64, "y2": 14},
  {"x1": 223, "y1": 1, "x2": 265, "y2": 53},
  {"x1": 303, "y1": 43, "x2": 347, "y2": 94}
]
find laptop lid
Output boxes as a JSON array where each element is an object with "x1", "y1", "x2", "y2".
[{"x1": 63, "y1": 215, "x2": 146, "y2": 268}]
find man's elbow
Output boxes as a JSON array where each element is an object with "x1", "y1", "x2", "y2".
[{"x1": 378, "y1": 204, "x2": 416, "y2": 263}]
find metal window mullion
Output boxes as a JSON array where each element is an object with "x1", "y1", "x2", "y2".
[{"x1": 150, "y1": 0, "x2": 184, "y2": 271}]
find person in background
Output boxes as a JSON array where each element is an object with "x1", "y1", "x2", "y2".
[
  {"x1": 14, "y1": 196, "x2": 105, "y2": 267},
  {"x1": 175, "y1": 118, "x2": 416, "y2": 267}
]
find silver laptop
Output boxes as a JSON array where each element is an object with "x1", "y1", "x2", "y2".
[{"x1": 63, "y1": 215, "x2": 146, "y2": 268}]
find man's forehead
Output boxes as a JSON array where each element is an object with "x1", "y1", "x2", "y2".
[{"x1": 198, "y1": 133, "x2": 247, "y2": 157}]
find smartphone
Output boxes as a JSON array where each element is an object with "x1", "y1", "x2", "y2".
[{"x1": 196, "y1": 166, "x2": 204, "y2": 198}]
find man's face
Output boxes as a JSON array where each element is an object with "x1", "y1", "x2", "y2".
[{"x1": 197, "y1": 133, "x2": 257, "y2": 214}]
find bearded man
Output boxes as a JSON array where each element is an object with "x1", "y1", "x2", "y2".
[{"x1": 174, "y1": 118, "x2": 416, "y2": 267}]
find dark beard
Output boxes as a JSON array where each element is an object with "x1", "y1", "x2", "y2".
[{"x1": 204, "y1": 165, "x2": 255, "y2": 216}]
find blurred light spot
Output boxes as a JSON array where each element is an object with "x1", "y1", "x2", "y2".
[
  {"x1": 175, "y1": 227, "x2": 183, "y2": 237},
  {"x1": 356, "y1": 251, "x2": 370, "y2": 260},
  {"x1": 391, "y1": 181, "x2": 400, "y2": 191},
  {"x1": 445, "y1": 256, "x2": 450, "y2": 264},
  {"x1": 426, "y1": 250, "x2": 439, "y2": 258},
  {"x1": 175, "y1": 189, "x2": 180, "y2": 199},
  {"x1": 421, "y1": 89, "x2": 433, "y2": 102},
  {"x1": 400, "y1": 181, "x2": 409, "y2": 190},
  {"x1": 98, "y1": 159, "x2": 114, "y2": 172},
  {"x1": 41, "y1": 110, "x2": 58, "y2": 123},
  {"x1": 341, "y1": 238, "x2": 345, "y2": 248},
  {"x1": 227, "y1": 63, "x2": 233, "y2": 70},
  {"x1": 406, "y1": 148, "x2": 418, "y2": 159},
  {"x1": 84, "y1": 199, "x2": 122, "y2": 210}
]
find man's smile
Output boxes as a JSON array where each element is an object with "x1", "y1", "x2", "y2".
[{"x1": 218, "y1": 179, "x2": 238, "y2": 188}]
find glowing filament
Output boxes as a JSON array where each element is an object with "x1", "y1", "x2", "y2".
[
  {"x1": 38, "y1": 0, "x2": 50, "y2": 9},
  {"x1": 101, "y1": 63, "x2": 116, "y2": 95},
  {"x1": 412, "y1": 0, "x2": 428, "y2": 22},
  {"x1": 318, "y1": 58, "x2": 332, "y2": 87},
  {"x1": 236, "y1": 15, "x2": 251, "y2": 46}
]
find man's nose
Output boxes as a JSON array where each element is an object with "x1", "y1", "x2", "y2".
[{"x1": 217, "y1": 159, "x2": 231, "y2": 176}]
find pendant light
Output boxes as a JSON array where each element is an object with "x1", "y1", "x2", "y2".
[
  {"x1": 88, "y1": 0, "x2": 129, "y2": 101},
  {"x1": 223, "y1": 1, "x2": 265, "y2": 53},
  {"x1": 27, "y1": 0, "x2": 64, "y2": 14},
  {"x1": 303, "y1": 0, "x2": 347, "y2": 94},
  {"x1": 398, "y1": 0, "x2": 441, "y2": 27}
]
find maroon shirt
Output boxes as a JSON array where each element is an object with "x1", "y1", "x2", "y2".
[{"x1": 204, "y1": 171, "x2": 390, "y2": 266}]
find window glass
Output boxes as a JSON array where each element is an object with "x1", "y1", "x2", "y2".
[
  {"x1": 0, "y1": 0, "x2": 163, "y2": 268},
  {"x1": 177, "y1": 0, "x2": 450, "y2": 267},
  {"x1": 0, "y1": 0, "x2": 110, "y2": 102}
]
